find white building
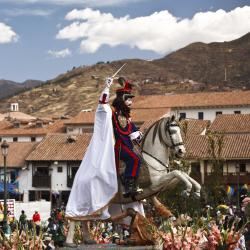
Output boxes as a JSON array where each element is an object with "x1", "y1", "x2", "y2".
[{"x1": 133, "y1": 90, "x2": 250, "y2": 121}]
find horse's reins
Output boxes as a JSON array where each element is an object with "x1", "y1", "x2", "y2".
[{"x1": 141, "y1": 149, "x2": 169, "y2": 172}]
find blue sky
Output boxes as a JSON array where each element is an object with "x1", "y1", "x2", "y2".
[{"x1": 0, "y1": 0, "x2": 249, "y2": 82}]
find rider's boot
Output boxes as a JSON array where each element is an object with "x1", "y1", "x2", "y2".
[{"x1": 123, "y1": 177, "x2": 143, "y2": 198}]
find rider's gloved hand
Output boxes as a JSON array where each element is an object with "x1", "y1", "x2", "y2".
[
  {"x1": 129, "y1": 131, "x2": 143, "y2": 142},
  {"x1": 105, "y1": 77, "x2": 113, "y2": 88}
]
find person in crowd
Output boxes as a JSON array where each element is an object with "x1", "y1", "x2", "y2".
[
  {"x1": 32, "y1": 211, "x2": 41, "y2": 236},
  {"x1": 19, "y1": 210, "x2": 27, "y2": 233}
]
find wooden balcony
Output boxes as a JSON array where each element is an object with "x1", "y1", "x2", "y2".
[
  {"x1": 204, "y1": 172, "x2": 250, "y2": 185},
  {"x1": 32, "y1": 175, "x2": 51, "y2": 188},
  {"x1": 67, "y1": 176, "x2": 74, "y2": 188},
  {"x1": 223, "y1": 172, "x2": 250, "y2": 184}
]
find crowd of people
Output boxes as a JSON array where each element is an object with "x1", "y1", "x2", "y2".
[
  {"x1": 0, "y1": 199, "x2": 249, "y2": 249},
  {"x1": 0, "y1": 207, "x2": 66, "y2": 249}
]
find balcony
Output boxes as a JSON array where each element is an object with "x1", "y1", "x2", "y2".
[
  {"x1": 67, "y1": 176, "x2": 74, "y2": 188},
  {"x1": 223, "y1": 172, "x2": 250, "y2": 184},
  {"x1": 32, "y1": 175, "x2": 51, "y2": 188},
  {"x1": 204, "y1": 172, "x2": 250, "y2": 185}
]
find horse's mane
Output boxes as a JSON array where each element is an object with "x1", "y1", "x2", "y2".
[{"x1": 141, "y1": 116, "x2": 170, "y2": 148}]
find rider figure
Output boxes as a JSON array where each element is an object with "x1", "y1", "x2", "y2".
[{"x1": 99, "y1": 77, "x2": 142, "y2": 198}]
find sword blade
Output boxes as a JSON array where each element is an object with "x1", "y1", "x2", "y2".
[{"x1": 111, "y1": 63, "x2": 127, "y2": 78}]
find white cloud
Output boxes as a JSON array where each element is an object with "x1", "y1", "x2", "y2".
[
  {"x1": 0, "y1": 22, "x2": 18, "y2": 44},
  {"x1": 1, "y1": 8, "x2": 53, "y2": 16},
  {"x1": 47, "y1": 48, "x2": 72, "y2": 58},
  {"x1": 56, "y1": 6, "x2": 250, "y2": 54},
  {"x1": 0, "y1": 0, "x2": 144, "y2": 7}
]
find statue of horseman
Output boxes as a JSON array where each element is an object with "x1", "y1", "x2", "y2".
[{"x1": 100, "y1": 76, "x2": 143, "y2": 198}]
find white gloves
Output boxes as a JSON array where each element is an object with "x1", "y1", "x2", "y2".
[
  {"x1": 105, "y1": 77, "x2": 113, "y2": 88},
  {"x1": 129, "y1": 131, "x2": 143, "y2": 142}
]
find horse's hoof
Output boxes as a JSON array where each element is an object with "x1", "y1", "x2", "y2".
[
  {"x1": 181, "y1": 190, "x2": 190, "y2": 198},
  {"x1": 64, "y1": 242, "x2": 78, "y2": 248},
  {"x1": 83, "y1": 239, "x2": 97, "y2": 245},
  {"x1": 193, "y1": 192, "x2": 201, "y2": 199}
]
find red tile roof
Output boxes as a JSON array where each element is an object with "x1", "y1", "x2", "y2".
[
  {"x1": 0, "y1": 142, "x2": 38, "y2": 168},
  {"x1": 133, "y1": 90, "x2": 250, "y2": 109},
  {"x1": 2, "y1": 111, "x2": 36, "y2": 121},
  {"x1": 64, "y1": 108, "x2": 169, "y2": 125},
  {"x1": 185, "y1": 134, "x2": 250, "y2": 160},
  {"x1": 0, "y1": 114, "x2": 4, "y2": 121},
  {"x1": 180, "y1": 119, "x2": 210, "y2": 136},
  {"x1": 209, "y1": 114, "x2": 250, "y2": 134},
  {"x1": 26, "y1": 134, "x2": 92, "y2": 161},
  {"x1": 64, "y1": 111, "x2": 95, "y2": 125},
  {"x1": 0, "y1": 119, "x2": 66, "y2": 136}
]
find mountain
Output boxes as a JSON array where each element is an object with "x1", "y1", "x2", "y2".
[
  {"x1": 0, "y1": 32, "x2": 249, "y2": 117},
  {"x1": 154, "y1": 32, "x2": 250, "y2": 89},
  {"x1": 0, "y1": 79, "x2": 44, "y2": 100}
]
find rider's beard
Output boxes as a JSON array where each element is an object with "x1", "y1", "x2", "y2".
[{"x1": 112, "y1": 97, "x2": 131, "y2": 118}]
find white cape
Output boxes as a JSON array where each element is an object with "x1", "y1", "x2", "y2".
[{"x1": 66, "y1": 104, "x2": 117, "y2": 219}]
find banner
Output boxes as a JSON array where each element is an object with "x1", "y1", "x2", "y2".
[
  {"x1": 226, "y1": 185, "x2": 234, "y2": 196},
  {"x1": 0, "y1": 199, "x2": 15, "y2": 221}
]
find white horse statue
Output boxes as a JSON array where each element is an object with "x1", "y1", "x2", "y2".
[{"x1": 65, "y1": 115, "x2": 201, "y2": 246}]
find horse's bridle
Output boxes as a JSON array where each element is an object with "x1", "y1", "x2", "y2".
[
  {"x1": 165, "y1": 122, "x2": 184, "y2": 149},
  {"x1": 140, "y1": 118, "x2": 184, "y2": 172}
]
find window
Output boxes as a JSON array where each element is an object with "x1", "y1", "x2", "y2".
[
  {"x1": 198, "y1": 112, "x2": 204, "y2": 120},
  {"x1": 216, "y1": 111, "x2": 222, "y2": 116},
  {"x1": 57, "y1": 166, "x2": 63, "y2": 173},
  {"x1": 234, "y1": 111, "x2": 241, "y2": 114},
  {"x1": 35, "y1": 167, "x2": 49, "y2": 175},
  {"x1": 13, "y1": 137, "x2": 18, "y2": 142},
  {"x1": 239, "y1": 163, "x2": 246, "y2": 173},
  {"x1": 67, "y1": 128, "x2": 74, "y2": 132},
  {"x1": 179, "y1": 112, "x2": 186, "y2": 120},
  {"x1": 190, "y1": 162, "x2": 201, "y2": 173},
  {"x1": 31, "y1": 137, "x2": 36, "y2": 142}
]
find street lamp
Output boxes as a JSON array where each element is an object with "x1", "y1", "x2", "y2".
[
  {"x1": 1, "y1": 140, "x2": 9, "y2": 229},
  {"x1": 235, "y1": 164, "x2": 240, "y2": 210}
]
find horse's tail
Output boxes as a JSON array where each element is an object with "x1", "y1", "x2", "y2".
[{"x1": 152, "y1": 196, "x2": 172, "y2": 218}]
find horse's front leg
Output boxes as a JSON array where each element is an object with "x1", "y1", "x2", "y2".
[
  {"x1": 182, "y1": 172, "x2": 201, "y2": 199},
  {"x1": 170, "y1": 170, "x2": 192, "y2": 197}
]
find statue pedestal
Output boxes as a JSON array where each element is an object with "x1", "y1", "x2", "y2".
[{"x1": 62, "y1": 244, "x2": 161, "y2": 250}]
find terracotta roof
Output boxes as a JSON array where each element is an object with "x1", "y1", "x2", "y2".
[
  {"x1": 46, "y1": 120, "x2": 66, "y2": 134},
  {"x1": 140, "y1": 120, "x2": 157, "y2": 132},
  {"x1": 209, "y1": 114, "x2": 250, "y2": 134},
  {"x1": 131, "y1": 108, "x2": 169, "y2": 123},
  {"x1": 64, "y1": 111, "x2": 95, "y2": 125},
  {"x1": 133, "y1": 90, "x2": 250, "y2": 109},
  {"x1": 0, "y1": 122, "x2": 48, "y2": 136},
  {"x1": 180, "y1": 119, "x2": 210, "y2": 136},
  {"x1": 26, "y1": 134, "x2": 92, "y2": 161},
  {"x1": 0, "y1": 119, "x2": 66, "y2": 136},
  {"x1": 0, "y1": 142, "x2": 38, "y2": 168},
  {"x1": 0, "y1": 114, "x2": 4, "y2": 121},
  {"x1": 64, "y1": 108, "x2": 169, "y2": 125},
  {"x1": 2, "y1": 111, "x2": 36, "y2": 121},
  {"x1": 185, "y1": 134, "x2": 250, "y2": 160}
]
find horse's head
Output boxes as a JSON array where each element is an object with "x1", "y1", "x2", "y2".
[{"x1": 161, "y1": 115, "x2": 186, "y2": 158}]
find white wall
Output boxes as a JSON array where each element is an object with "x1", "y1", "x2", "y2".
[
  {"x1": 172, "y1": 107, "x2": 250, "y2": 121},
  {"x1": 51, "y1": 162, "x2": 71, "y2": 191},
  {"x1": 66, "y1": 126, "x2": 82, "y2": 135},
  {"x1": 0, "y1": 136, "x2": 43, "y2": 142},
  {"x1": 15, "y1": 201, "x2": 50, "y2": 221}
]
